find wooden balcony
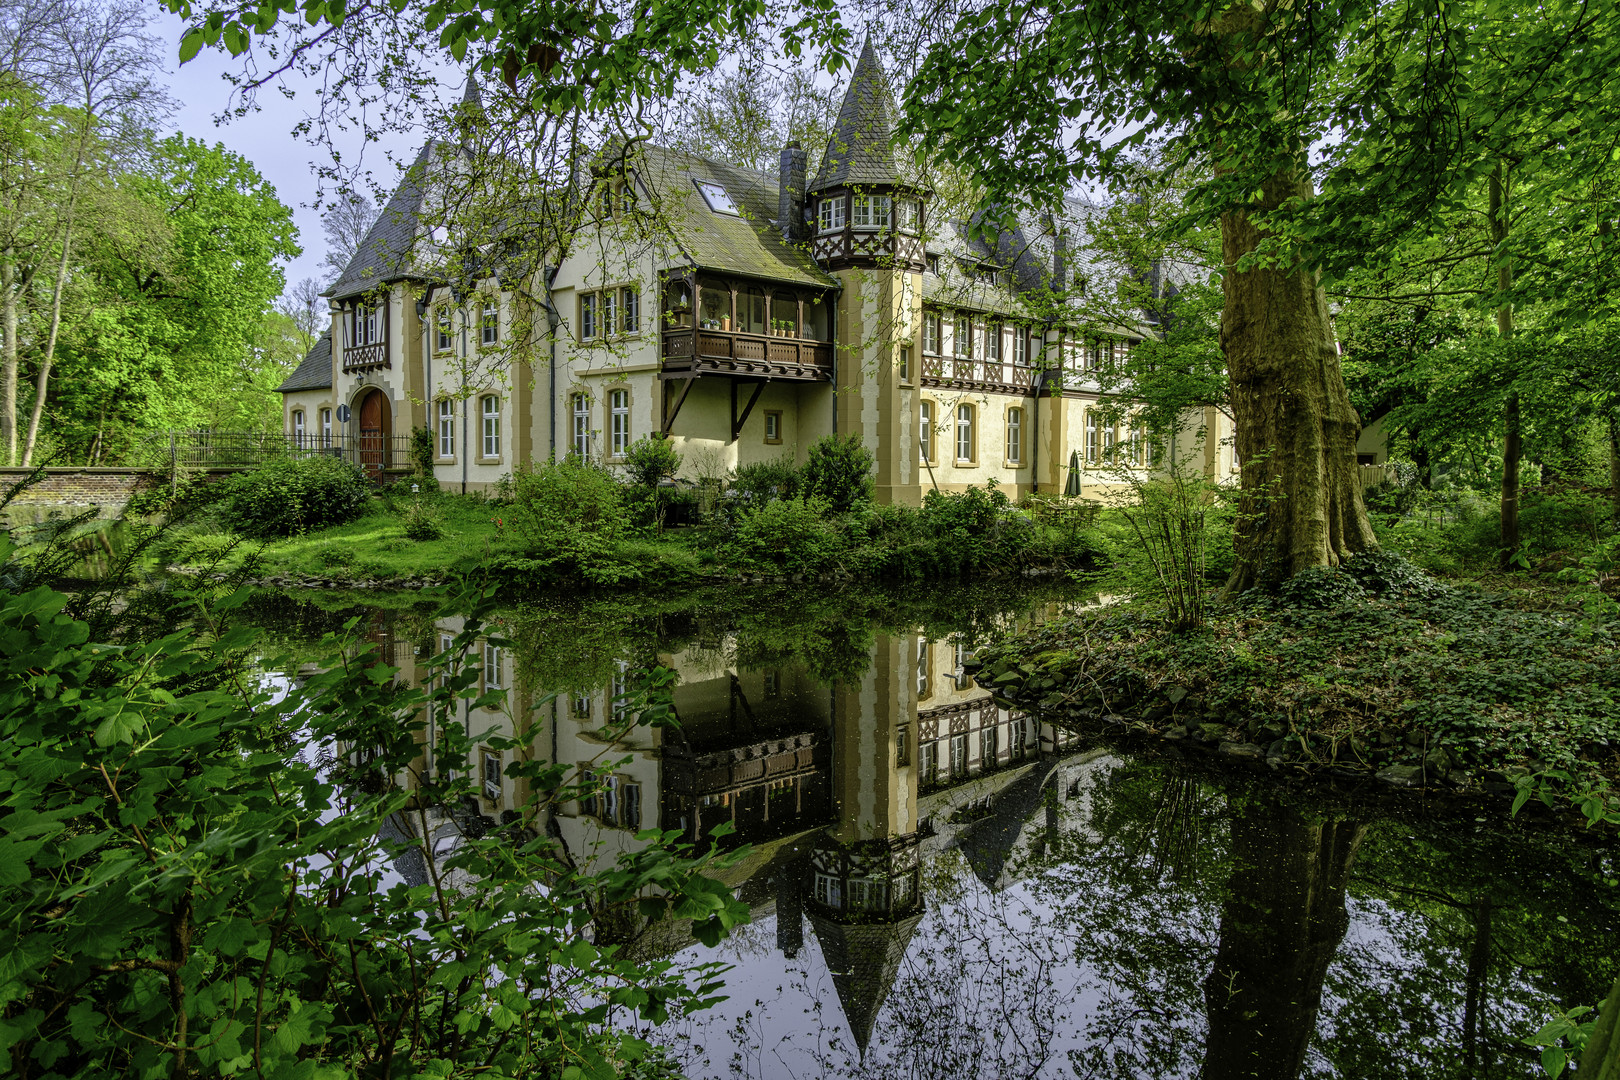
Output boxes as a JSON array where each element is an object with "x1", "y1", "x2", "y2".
[
  {"x1": 661, "y1": 327, "x2": 834, "y2": 382},
  {"x1": 921, "y1": 352, "x2": 1038, "y2": 396},
  {"x1": 341, "y1": 339, "x2": 389, "y2": 372}
]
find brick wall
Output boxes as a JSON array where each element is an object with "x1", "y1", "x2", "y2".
[{"x1": 0, "y1": 467, "x2": 237, "y2": 506}]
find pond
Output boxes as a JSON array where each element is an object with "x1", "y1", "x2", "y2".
[{"x1": 245, "y1": 580, "x2": 1620, "y2": 1079}]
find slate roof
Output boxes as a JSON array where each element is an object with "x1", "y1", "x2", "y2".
[
  {"x1": 276, "y1": 331, "x2": 332, "y2": 393},
  {"x1": 809, "y1": 36, "x2": 904, "y2": 193},
  {"x1": 636, "y1": 144, "x2": 835, "y2": 289},
  {"x1": 808, "y1": 909, "x2": 926, "y2": 1054},
  {"x1": 327, "y1": 142, "x2": 433, "y2": 301}
]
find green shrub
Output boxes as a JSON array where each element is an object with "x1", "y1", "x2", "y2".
[
  {"x1": 723, "y1": 497, "x2": 844, "y2": 574},
  {"x1": 402, "y1": 497, "x2": 445, "y2": 541},
  {"x1": 730, "y1": 455, "x2": 801, "y2": 513},
  {"x1": 623, "y1": 435, "x2": 681, "y2": 488},
  {"x1": 222, "y1": 456, "x2": 372, "y2": 537},
  {"x1": 801, "y1": 434, "x2": 874, "y2": 514},
  {"x1": 507, "y1": 457, "x2": 640, "y2": 585},
  {"x1": 409, "y1": 425, "x2": 440, "y2": 491}
]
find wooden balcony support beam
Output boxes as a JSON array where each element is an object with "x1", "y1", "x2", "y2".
[
  {"x1": 662, "y1": 375, "x2": 696, "y2": 435},
  {"x1": 730, "y1": 378, "x2": 767, "y2": 443}
]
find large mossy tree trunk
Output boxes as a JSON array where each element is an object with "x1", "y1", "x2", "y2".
[
  {"x1": 1199, "y1": 802, "x2": 1365, "y2": 1080},
  {"x1": 1220, "y1": 169, "x2": 1381, "y2": 594}
]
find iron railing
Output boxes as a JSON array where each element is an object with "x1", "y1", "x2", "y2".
[{"x1": 150, "y1": 431, "x2": 414, "y2": 472}]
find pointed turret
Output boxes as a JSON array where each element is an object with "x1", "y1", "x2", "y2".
[
  {"x1": 810, "y1": 35, "x2": 903, "y2": 194},
  {"x1": 808, "y1": 909, "x2": 926, "y2": 1055}
]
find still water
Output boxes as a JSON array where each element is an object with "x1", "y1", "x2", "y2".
[{"x1": 248, "y1": 581, "x2": 1619, "y2": 1080}]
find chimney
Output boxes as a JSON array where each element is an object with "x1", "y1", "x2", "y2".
[
  {"x1": 780, "y1": 142, "x2": 808, "y2": 242},
  {"x1": 1053, "y1": 229, "x2": 1068, "y2": 294}
]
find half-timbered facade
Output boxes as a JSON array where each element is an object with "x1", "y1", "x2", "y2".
[{"x1": 279, "y1": 39, "x2": 1237, "y2": 499}]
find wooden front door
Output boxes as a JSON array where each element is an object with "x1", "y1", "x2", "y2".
[{"x1": 358, "y1": 389, "x2": 386, "y2": 476}]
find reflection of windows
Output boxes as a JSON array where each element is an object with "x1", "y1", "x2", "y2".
[
  {"x1": 954, "y1": 643, "x2": 970, "y2": 689},
  {"x1": 482, "y1": 643, "x2": 503, "y2": 694},
  {"x1": 896, "y1": 724, "x2": 910, "y2": 766},
  {"x1": 763, "y1": 671, "x2": 780, "y2": 697},
  {"x1": 611, "y1": 659, "x2": 632, "y2": 722},
  {"x1": 571, "y1": 692, "x2": 591, "y2": 720},
  {"x1": 847, "y1": 878, "x2": 890, "y2": 912},
  {"x1": 980, "y1": 725, "x2": 996, "y2": 766},
  {"x1": 1011, "y1": 717, "x2": 1027, "y2": 758},
  {"x1": 950, "y1": 733, "x2": 967, "y2": 778},
  {"x1": 921, "y1": 741, "x2": 939, "y2": 783},
  {"x1": 916, "y1": 638, "x2": 931, "y2": 699},
  {"x1": 814, "y1": 872, "x2": 842, "y2": 909},
  {"x1": 583, "y1": 771, "x2": 641, "y2": 829}
]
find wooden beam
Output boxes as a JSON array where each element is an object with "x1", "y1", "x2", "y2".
[
  {"x1": 662, "y1": 375, "x2": 696, "y2": 435},
  {"x1": 730, "y1": 379, "x2": 766, "y2": 443}
]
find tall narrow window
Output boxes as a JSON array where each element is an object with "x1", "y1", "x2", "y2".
[
  {"x1": 436, "y1": 309, "x2": 452, "y2": 352},
  {"x1": 897, "y1": 198, "x2": 920, "y2": 233},
  {"x1": 481, "y1": 395, "x2": 500, "y2": 458},
  {"x1": 921, "y1": 741, "x2": 939, "y2": 784},
  {"x1": 1086, "y1": 340, "x2": 1102, "y2": 371},
  {"x1": 899, "y1": 346, "x2": 911, "y2": 383},
  {"x1": 981, "y1": 725, "x2": 996, "y2": 767},
  {"x1": 954, "y1": 314, "x2": 972, "y2": 358},
  {"x1": 919, "y1": 401, "x2": 933, "y2": 464},
  {"x1": 764, "y1": 411, "x2": 782, "y2": 444},
  {"x1": 620, "y1": 286, "x2": 640, "y2": 333},
  {"x1": 1130, "y1": 421, "x2": 1146, "y2": 466},
  {"x1": 571, "y1": 394, "x2": 590, "y2": 458},
  {"x1": 1006, "y1": 407, "x2": 1022, "y2": 464},
  {"x1": 986, "y1": 323, "x2": 1002, "y2": 362},
  {"x1": 438, "y1": 398, "x2": 455, "y2": 458},
  {"x1": 481, "y1": 301, "x2": 498, "y2": 345},
  {"x1": 956, "y1": 404, "x2": 974, "y2": 463},
  {"x1": 609, "y1": 389, "x2": 630, "y2": 457},
  {"x1": 1014, "y1": 327, "x2": 1027, "y2": 365},
  {"x1": 818, "y1": 197, "x2": 845, "y2": 232},
  {"x1": 950, "y1": 733, "x2": 967, "y2": 778},
  {"x1": 923, "y1": 313, "x2": 941, "y2": 354},
  {"x1": 291, "y1": 410, "x2": 305, "y2": 444},
  {"x1": 1085, "y1": 410, "x2": 1099, "y2": 464},
  {"x1": 601, "y1": 291, "x2": 617, "y2": 338},
  {"x1": 896, "y1": 724, "x2": 911, "y2": 766},
  {"x1": 320, "y1": 408, "x2": 332, "y2": 447},
  {"x1": 580, "y1": 293, "x2": 599, "y2": 340},
  {"x1": 1102, "y1": 420, "x2": 1116, "y2": 462},
  {"x1": 916, "y1": 637, "x2": 931, "y2": 699},
  {"x1": 483, "y1": 644, "x2": 503, "y2": 693}
]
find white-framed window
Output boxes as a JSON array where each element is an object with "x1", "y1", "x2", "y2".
[
  {"x1": 818, "y1": 197, "x2": 845, "y2": 233},
  {"x1": 601, "y1": 290, "x2": 617, "y2": 338},
  {"x1": 1085, "y1": 410, "x2": 1099, "y2": 465},
  {"x1": 921, "y1": 740, "x2": 939, "y2": 783},
  {"x1": 291, "y1": 409, "x2": 305, "y2": 443},
  {"x1": 917, "y1": 636, "x2": 930, "y2": 698},
  {"x1": 897, "y1": 198, "x2": 920, "y2": 233},
  {"x1": 899, "y1": 346, "x2": 912, "y2": 383},
  {"x1": 351, "y1": 302, "x2": 381, "y2": 346},
  {"x1": 764, "y1": 411, "x2": 782, "y2": 444},
  {"x1": 580, "y1": 293, "x2": 599, "y2": 340},
  {"x1": 976, "y1": 265, "x2": 997, "y2": 285},
  {"x1": 950, "y1": 733, "x2": 967, "y2": 777},
  {"x1": 609, "y1": 389, "x2": 630, "y2": 457},
  {"x1": 483, "y1": 643, "x2": 503, "y2": 693},
  {"x1": 986, "y1": 322, "x2": 1002, "y2": 362},
  {"x1": 620, "y1": 286, "x2": 640, "y2": 334},
  {"x1": 954, "y1": 314, "x2": 972, "y2": 359},
  {"x1": 1102, "y1": 419, "x2": 1116, "y2": 462},
  {"x1": 814, "y1": 872, "x2": 843, "y2": 910},
  {"x1": 981, "y1": 725, "x2": 996, "y2": 766},
  {"x1": 926, "y1": 253, "x2": 941, "y2": 275},
  {"x1": 481, "y1": 300, "x2": 499, "y2": 346},
  {"x1": 571, "y1": 393, "x2": 591, "y2": 458},
  {"x1": 438, "y1": 398, "x2": 455, "y2": 458},
  {"x1": 919, "y1": 401, "x2": 933, "y2": 465},
  {"x1": 436, "y1": 308, "x2": 452, "y2": 352},
  {"x1": 923, "y1": 312, "x2": 941, "y2": 354},
  {"x1": 956, "y1": 403, "x2": 974, "y2": 463},
  {"x1": 571, "y1": 692, "x2": 591, "y2": 720},
  {"x1": 1014, "y1": 327, "x2": 1027, "y2": 365},
  {"x1": 852, "y1": 194, "x2": 891, "y2": 229},
  {"x1": 848, "y1": 877, "x2": 889, "y2": 912},
  {"x1": 481, "y1": 395, "x2": 500, "y2": 458},
  {"x1": 482, "y1": 751, "x2": 502, "y2": 801},
  {"x1": 1006, "y1": 407, "x2": 1023, "y2": 464},
  {"x1": 320, "y1": 408, "x2": 332, "y2": 447},
  {"x1": 896, "y1": 723, "x2": 910, "y2": 766}
]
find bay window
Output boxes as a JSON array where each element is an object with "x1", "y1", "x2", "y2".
[{"x1": 818, "y1": 197, "x2": 845, "y2": 232}]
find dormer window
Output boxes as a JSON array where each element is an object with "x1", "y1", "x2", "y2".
[
  {"x1": 818, "y1": 197, "x2": 846, "y2": 233},
  {"x1": 696, "y1": 180, "x2": 740, "y2": 215},
  {"x1": 976, "y1": 265, "x2": 998, "y2": 286},
  {"x1": 435, "y1": 308, "x2": 452, "y2": 352},
  {"x1": 481, "y1": 300, "x2": 499, "y2": 345},
  {"x1": 926, "y1": 254, "x2": 941, "y2": 275},
  {"x1": 852, "y1": 194, "x2": 891, "y2": 230}
]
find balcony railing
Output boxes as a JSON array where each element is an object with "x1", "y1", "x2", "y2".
[
  {"x1": 661, "y1": 327, "x2": 834, "y2": 381},
  {"x1": 341, "y1": 339, "x2": 389, "y2": 372},
  {"x1": 921, "y1": 352, "x2": 1038, "y2": 394}
]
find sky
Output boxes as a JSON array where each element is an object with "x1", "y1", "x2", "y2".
[{"x1": 151, "y1": 10, "x2": 429, "y2": 294}]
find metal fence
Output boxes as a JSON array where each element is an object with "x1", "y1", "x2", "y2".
[{"x1": 151, "y1": 431, "x2": 414, "y2": 472}]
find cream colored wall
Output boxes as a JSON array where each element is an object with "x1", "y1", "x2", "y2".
[
  {"x1": 421, "y1": 279, "x2": 532, "y2": 493},
  {"x1": 281, "y1": 390, "x2": 333, "y2": 441}
]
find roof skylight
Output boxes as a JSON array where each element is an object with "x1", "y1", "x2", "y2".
[{"x1": 695, "y1": 180, "x2": 740, "y2": 216}]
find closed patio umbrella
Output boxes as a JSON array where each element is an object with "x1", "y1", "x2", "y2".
[{"x1": 1064, "y1": 450, "x2": 1082, "y2": 497}]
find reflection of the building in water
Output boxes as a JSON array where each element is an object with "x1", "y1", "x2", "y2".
[{"x1": 367, "y1": 618, "x2": 1087, "y2": 1052}]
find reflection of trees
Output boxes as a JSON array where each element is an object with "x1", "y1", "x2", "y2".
[{"x1": 1200, "y1": 804, "x2": 1364, "y2": 1080}]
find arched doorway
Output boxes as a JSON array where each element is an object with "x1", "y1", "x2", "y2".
[{"x1": 356, "y1": 388, "x2": 391, "y2": 479}]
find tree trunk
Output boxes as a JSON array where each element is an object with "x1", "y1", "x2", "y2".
[
  {"x1": 1, "y1": 250, "x2": 16, "y2": 465},
  {"x1": 1490, "y1": 164, "x2": 1520, "y2": 567},
  {"x1": 1199, "y1": 803, "x2": 1366, "y2": 1080},
  {"x1": 1459, "y1": 897, "x2": 1493, "y2": 1078},
  {"x1": 21, "y1": 212, "x2": 73, "y2": 467},
  {"x1": 1219, "y1": 167, "x2": 1379, "y2": 594},
  {"x1": 1582, "y1": 969, "x2": 1620, "y2": 1080}
]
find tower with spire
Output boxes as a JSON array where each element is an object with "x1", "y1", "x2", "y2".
[{"x1": 809, "y1": 37, "x2": 932, "y2": 505}]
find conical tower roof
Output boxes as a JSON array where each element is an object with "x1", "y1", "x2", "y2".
[
  {"x1": 809, "y1": 36, "x2": 903, "y2": 193},
  {"x1": 808, "y1": 909, "x2": 925, "y2": 1055}
]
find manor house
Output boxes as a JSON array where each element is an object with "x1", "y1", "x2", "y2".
[{"x1": 277, "y1": 40, "x2": 1241, "y2": 499}]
